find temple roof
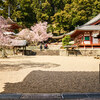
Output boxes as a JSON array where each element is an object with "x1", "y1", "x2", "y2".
[
  {"x1": 84, "y1": 14, "x2": 100, "y2": 25},
  {"x1": 67, "y1": 30, "x2": 75, "y2": 35},
  {"x1": 67, "y1": 13, "x2": 100, "y2": 37},
  {"x1": 52, "y1": 14, "x2": 100, "y2": 39},
  {"x1": 77, "y1": 25, "x2": 100, "y2": 31},
  {"x1": 6, "y1": 17, "x2": 21, "y2": 30},
  {"x1": 52, "y1": 34, "x2": 65, "y2": 39},
  {"x1": 6, "y1": 17, "x2": 15, "y2": 24},
  {"x1": 3, "y1": 32, "x2": 16, "y2": 35},
  {"x1": 67, "y1": 25, "x2": 100, "y2": 37},
  {"x1": 10, "y1": 40, "x2": 27, "y2": 46}
]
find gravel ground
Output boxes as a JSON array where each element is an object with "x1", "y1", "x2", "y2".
[
  {"x1": 2, "y1": 71, "x2": 100, "y2": 93},
  {"x1": 0, "y1": 56, "x2": 100, "y2": 93}
]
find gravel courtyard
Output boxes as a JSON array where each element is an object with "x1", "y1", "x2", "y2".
[{"x1": 0, "y1": 55, "x2": 100, "y2": 93}]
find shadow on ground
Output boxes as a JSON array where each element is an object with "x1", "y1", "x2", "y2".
[
  {"x1": 2, "y1": 71, "x2": 100, "y2": 93},
  {"x1": 0, "y1": 63, "x2": 60, "y2": 71},
  {"x1": 18, "y1": 50, "x2": 36, "y2": 55},
  {"x1": 19, "y1": 50, "x2": 59, "y2": 56}
]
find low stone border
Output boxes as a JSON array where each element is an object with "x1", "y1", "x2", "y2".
[
  {"x1": 59, "y1": 49, "x2": 100, "y2": 56},
  {"x1": 0, "y1": 93, "x2": 100, "y2": 100}
]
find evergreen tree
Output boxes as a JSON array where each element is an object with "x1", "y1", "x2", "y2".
[{"x1": 0, "y1": 0, "x2": 100, "y2": 34}]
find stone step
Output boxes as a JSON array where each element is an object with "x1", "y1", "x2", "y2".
[
  {"x1": 21, "y1": 93, "x2": 61, "y2": 100},
  {"x1": 62, "y1": 93, "x2": 100, "y2": 99},
  {"x1": 0, "y1": 93, "x2": 100, "y2": 100}
]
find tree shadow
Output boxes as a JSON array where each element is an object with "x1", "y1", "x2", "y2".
[
  {"x1": 19, "y1": 50, "x2": 36, "y2": 56},
  {"x1": 76, "y1": 50, "x2": 82, "y2": 55},
  {"x1": 2, "y1": 71, "x2": 100, "y2": 93},
  {"x1": 0, "y1": 63, "x2": 60, "y2": 71}
]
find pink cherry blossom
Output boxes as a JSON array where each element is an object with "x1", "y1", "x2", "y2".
[
  {"x1": 0, "y1": 16, "x2": 11, "y2": 46},
  {"x1": 17, "y1": 22, "x2": 52, "y2": 43}
]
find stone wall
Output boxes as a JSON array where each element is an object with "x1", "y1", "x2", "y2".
[
  {"x1": 59, "y1": 49, "x2": 100, "y2": 56},
  {"x1": 0, "y1": 47, "x2": 99, "y2": 56},
  {"x1": 59, "y1": 49, "x2": 67, "y2": 56},
  {"x1": 0, "y1": 48, "x2": 59, "y2": 56},
  {"x1": 79, "y1": 50, "x2": 100, "y2": 56},
  {"x1": 33, "y1": 50, "x2": 59, "y2": 55},
  {"x1": 48, "y1": 45, "x2": 62, "y2": 50}
]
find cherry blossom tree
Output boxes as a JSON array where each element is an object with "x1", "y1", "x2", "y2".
[
  {"x1": 17, "y1": 22, "x2": 52, "y2": 44},
  {"x1": 0, "y1": 16, "x2": 11, "y2": 58},
  {"x1": 17, "y1": 28, "x2": 34, "y2": 42},
  {"x1": 31, "y1": 22, "x2": 52, "y2": 42}
]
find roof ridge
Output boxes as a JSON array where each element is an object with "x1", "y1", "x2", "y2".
[{"x1": 84, "y1": 13, "x2": 100, "y2": 25}]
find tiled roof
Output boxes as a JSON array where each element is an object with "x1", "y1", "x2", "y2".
[
  {"x1": 52, "y1": 34, "x2": 64, "y2": 39},
  {"x1": 3, "y1": 32, "x2": 16, "y2": 35},
  {"x1": 42, "y1": 14, "x2": 100, "y2": 38},
  {"x1": 10, "y1": 40, "x2": 27, "y2": 46},
  {"x1": 84, "y1": 14, "x2": 100, "y2": 25},
  {"x1": 78, "y1": 25, "x2": 100, "y2": 31},
  {"x1": 66, "y1": 25, "x2": 100, "y2": 36},
  {"x1": 67, "y1": 30, "x2": 75, "y2": 35},
  {"x1": 6, "y1": 17, "x2": 15, "y2": 24}
]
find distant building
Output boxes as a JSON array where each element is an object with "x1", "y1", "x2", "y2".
[
  {"x1": 0, "y1": 16, "x2": 27, "y2": 54},
  {"x1": 68, "y1": 14, "x2": 100, "y2": 48},
  {"x1": 6, "y1": 17, "x2": 21, "y2": 32},
  {"x1": 0, "y1": 16, "x2": 22, "y2": 39}
]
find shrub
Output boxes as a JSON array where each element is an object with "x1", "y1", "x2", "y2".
[{"x1": 62, "y1": 35, "x2": 71, "y2": 46}]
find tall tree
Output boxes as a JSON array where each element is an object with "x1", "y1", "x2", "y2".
[{"x1": 1, "y1": 0, "x2": 100, "y2": 34}]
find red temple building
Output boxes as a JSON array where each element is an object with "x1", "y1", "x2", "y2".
[
  {"x1": 68, "y1": 14, "x2": 100, "y2": 48},
  {"x1": 6, "y1": 17, "x2": 21, "y2": 32},
  {"x1": 0, "y1": 16, "x2": 21, "y2": 38}
]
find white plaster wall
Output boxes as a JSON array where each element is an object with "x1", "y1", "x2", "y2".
[
  {"x1": 84, "y1": 41, "x2": 90, "y2": 44},
  {"x1": 93, "y1": 37, "x2": 98, "y2": 44}
]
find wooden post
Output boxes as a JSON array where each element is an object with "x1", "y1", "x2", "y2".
[
  {"x1": 22, "y1": 46, "x2": 24, "y2": 55},
  {"x1": 2, "y1": 47, "x2": 7, "y2": 58},
  {"x1": 83, "y1": 33, "x2": 85, "y2": 50},
  {"x1": 66, "y1": 48, "x2": 69, "y2": 56},
  {"x1": 13, "y1": 47, "x2": 17, "y2": 55},
  {"x1": 13, "y1": 47, "x2": 15, "y2": 55},
  {"x1": 84, "y1": 45, "x2": 86, "y2": 50},
  {"x1": 90, "y1": 32, "x2": 93, "y2": 49},
  {"x1": 25, "y1": 46, "x2": 26, "y2": 55},
  {"x1": 99, "y1": 64, "x2": 100, "y2": 84},
  {"x1": 16, "y1": 47, "x2": 18, "y2": 55},
  {"x1": 15, "y1": 47, "x2": 17, "y2": 54}
]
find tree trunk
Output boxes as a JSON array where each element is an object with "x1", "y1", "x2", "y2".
[
  {"x1": 2, "y1": 47, "x2": 7, "y2": 58},
  {"x1": 59, "y1": 30, "x2": 60, "y2": 36}
]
